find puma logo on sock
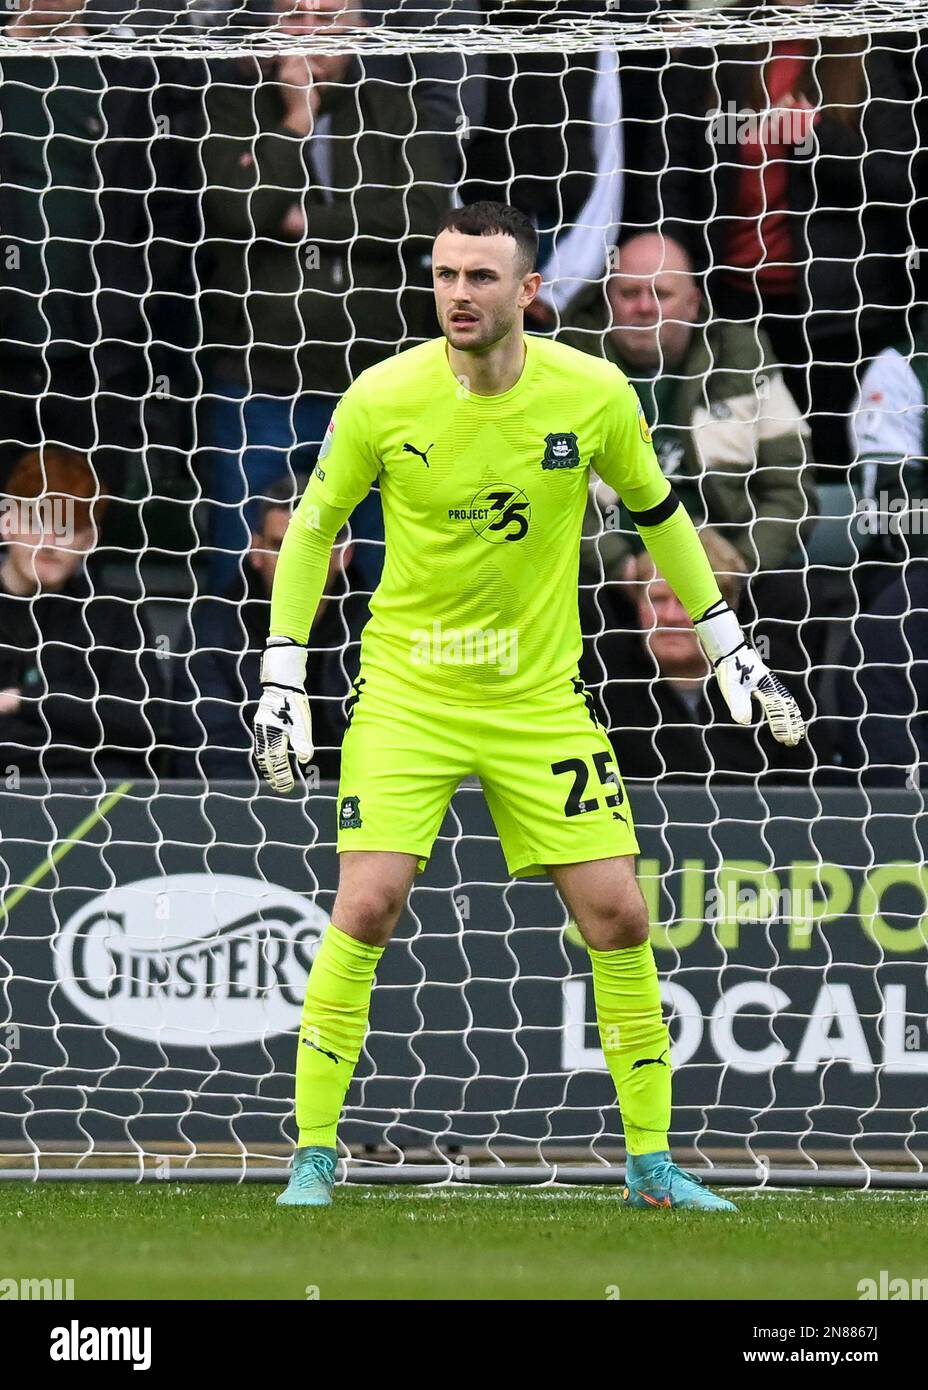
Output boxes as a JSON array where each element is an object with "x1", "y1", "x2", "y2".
[
  {"x1": 302, "y1": 1038, "x2": 340, "y2": 1064},
  {"x1": 631, "y1": 1050, "x2": 669, "y2": 1071}
]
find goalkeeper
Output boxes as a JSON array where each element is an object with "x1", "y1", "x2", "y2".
[{"x1": 255, "y1": 201, "x2": 805, "y2": 1210}]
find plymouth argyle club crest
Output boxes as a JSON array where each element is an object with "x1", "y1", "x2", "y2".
[
  {"x1": 541, "y1": 432, "x2": 581, "y2": 469},
  {"x1": 339, "y1": 796, "x2": 362, "y2": 829}
]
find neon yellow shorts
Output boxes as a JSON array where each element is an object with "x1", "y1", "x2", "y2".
[{"x1": 335, "y1": 673, "x2": 639, "y2": 877}]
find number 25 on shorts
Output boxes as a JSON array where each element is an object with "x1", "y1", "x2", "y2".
[{"x1": 551, "y1": 751, "x2": 625, "y2": 818}]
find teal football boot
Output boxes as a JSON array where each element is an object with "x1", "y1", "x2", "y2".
[
  {"x1": 276, "y1": 1146, "x2": 337, "y2": 1207},
  {"x1": 623, "y1": 1152, "x2": 737, "y2": 1211}
]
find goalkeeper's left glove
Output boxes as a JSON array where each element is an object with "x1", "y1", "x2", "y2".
[
  {"x1": 694, "y1": 600, "x2": 806, "y2": 747},
  {"x1": 254, "y1": 638, "x2": 314, "y2": 793}
]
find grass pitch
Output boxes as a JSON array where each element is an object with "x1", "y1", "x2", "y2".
[{"x1": 2, "y1": 1183, "x2": 926, "y2": 1301}]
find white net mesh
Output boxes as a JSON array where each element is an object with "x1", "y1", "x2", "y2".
[
  {"x1": 0, "y1": 0, "x2": 927, "y2": 1182},
  {"x1": 1, "y1": 2, "x2": 927, "y2": 56}
]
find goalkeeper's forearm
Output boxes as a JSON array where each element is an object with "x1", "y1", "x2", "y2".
[
  {"x1": 255, "y1": 484, "x2": 353, "y2": 792},
  {"x1": 629, "y1": 489, "x2": 723, "y2": 623},
  {"x1": 270, "y1": 485, "x2": 354, "y2": 644}
]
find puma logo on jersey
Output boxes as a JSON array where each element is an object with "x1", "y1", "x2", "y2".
[{"x1": 403, "y1": 442, "x2": 433, "y2": 468}]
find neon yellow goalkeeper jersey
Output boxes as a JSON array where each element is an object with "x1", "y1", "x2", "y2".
[{"x1": 272, "y1": 333, "x2": 721, "y2": 704}]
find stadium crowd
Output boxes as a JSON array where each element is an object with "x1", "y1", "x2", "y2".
[{"x1": 0, "y1": 0, "x2": 927, "y2": 787}]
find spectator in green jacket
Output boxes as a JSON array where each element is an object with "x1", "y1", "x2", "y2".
[
  {"x1": 560, "y1": 232, "x2": 818, "y2": 672},
  {"x1": 199, "y1": 0, "x2": 456, "y2": 595}
]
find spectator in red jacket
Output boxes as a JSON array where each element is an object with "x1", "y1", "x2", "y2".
[{"x1": 653, "y1": 3, "x2": 921, "y2": 469}]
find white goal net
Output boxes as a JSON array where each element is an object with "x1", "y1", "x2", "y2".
[{"x1": 1, "y1": 0, "x2": 927, "y2": 1186}]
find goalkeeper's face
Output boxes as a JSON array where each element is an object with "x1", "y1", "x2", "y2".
[{"x1": 432, "y1": 230, "x2": 541, "y2": 354}]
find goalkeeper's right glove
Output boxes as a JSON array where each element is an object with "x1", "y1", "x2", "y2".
[
  {"x1": 254, "y1": 638, "x2": 314, "y2": 793},
  {"x1": 694, "y1": 600, "x2": 806, "y2": 747}
]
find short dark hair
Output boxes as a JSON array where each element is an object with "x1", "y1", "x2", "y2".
[
  {"x1": 255, "y1": 475, "x2": 350, "y2": 548},
  {"x1": 435, "y1": 201, "x2": 538, "y2": 275},
  {"x1": 255, "y1": 476, "x2": 306, "y2": 533}
]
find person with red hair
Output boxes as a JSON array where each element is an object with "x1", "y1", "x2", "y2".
[{"x1": 0, "y1": 447, "x2": 157, "y2": 782}]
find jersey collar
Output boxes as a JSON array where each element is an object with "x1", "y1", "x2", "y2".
[{"x1": 442, "y1": 332, "x2": 537, "y2": 404}]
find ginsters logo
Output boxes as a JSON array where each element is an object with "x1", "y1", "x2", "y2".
[
  {"x1": 54, "y1": 874, "x2": 326, "y2": 1047},
  {"x1": 449, "y1": 484, "x2": 531, "y2": 542}
]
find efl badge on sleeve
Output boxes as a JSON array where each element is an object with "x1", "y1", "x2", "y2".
[
  {"x1": 637, "y1": 403, "x2": 653, "y2": 444},
  {"x1": 319, "y1": 418, "x2": 336, "y2": 461}
]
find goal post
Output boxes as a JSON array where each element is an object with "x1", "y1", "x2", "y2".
[{"x1": 0, "y1": 0, "x2": 927, "y2": 1187}]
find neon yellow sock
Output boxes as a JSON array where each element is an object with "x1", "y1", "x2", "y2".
[
  {"x1": 295, "y1": 922, "x2": 384, "y2": 1148},
  {"x1": 589, "y1": 940, "x2": 671, "y2": 1156}
]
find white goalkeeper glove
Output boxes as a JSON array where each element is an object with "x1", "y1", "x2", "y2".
[
  {"x1": 254, "y1": 638, "x2": 314, "y2": 793},
  {"x1": 694, "y1": 601, "x2": 806, "y2": 747}
]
